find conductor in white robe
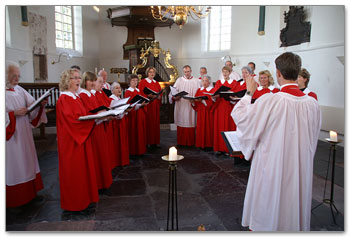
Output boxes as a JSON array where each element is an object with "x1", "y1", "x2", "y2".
[
  {"x1": 6, "y1": 61, "x2": 48, "y2": 208},
  {"x1": 231, "y1": 52, "x2": 321, "y2": 231}
]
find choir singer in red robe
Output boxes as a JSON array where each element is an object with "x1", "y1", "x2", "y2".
[
  {"x1": 297, "y1": 68, "x2": 318, "y2": 100},
  {"x1": 125, "y1": 74, "x2": 148, "y2": 155},
  {"x1": 251, "y1": 70, "x2": 279, "y2": 103},
  {"x1": 110, "y1": 82, "x2": 130, "y2": 166},
  {"x1": 212, "y1": 66, "x2": 238, "y2": 155},
  {"x1": 79, "y1": 71, "x2": 113, "y2": 190},
  {"x1": 56, "y1": 69, "x2": 99, "y2": 212},
  {"x1": 138, "y1": 67, "x2": 162, "y2": 148},
  {"x1": 191, "y1": 75, "x2": 214, "y2": 149}
]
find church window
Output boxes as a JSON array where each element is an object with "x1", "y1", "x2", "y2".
[{"x1": 55, "y1": 6, "x2": 74, "y2": 50}]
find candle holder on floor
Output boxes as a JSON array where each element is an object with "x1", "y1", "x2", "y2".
[
  {"x1": 161, "y1": 155, "x2": 184, "y2": 231},
  {"x1": 312, "y1": 139, "x2": 342, "y2": 224}
]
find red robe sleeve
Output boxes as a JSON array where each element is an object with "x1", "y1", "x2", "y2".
[
  {"x1": 56, "y1": 96, "x2": 95, "y2": 145},
  {"x1": 30, "y1": 105, "x2": 44, "y2": 127},
  {"x1": 308, "y1": 92, "x2": 318, "y2": 101},
  {"x1": 6, "y1": 111, "x2": 16, "y2": 141},
  {"x1": 138, "y1": 79, "x2": 147, "y2": 98}
]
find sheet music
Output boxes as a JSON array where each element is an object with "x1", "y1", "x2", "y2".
[
  {"x1": 223, "y1": 131, "x2": 241, "y2": 151},
  {"x1": 27, "y1": 87, "x2": 55, "y2": 112}
]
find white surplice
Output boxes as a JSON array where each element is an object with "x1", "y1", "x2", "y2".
[
  {"x1": 6, "y1": 85, "x2": 47, "y2": 186},
  {"x1": 170, "y1": 76, "x2": 201, "y2": 127},
  {"x1": 231, "y1": 92, "x2": 321, "y2": 231}
]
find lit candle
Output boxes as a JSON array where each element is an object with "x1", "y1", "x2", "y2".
[
  {"x1": 95, "y1": 67, "x2": 97, "y2": 74},
  {"x1": 169, "y1": 146, "x2": 177, "y2": 161},
  {"x1": 330, "y1": 130, "x2": 338, "y2": 142}
]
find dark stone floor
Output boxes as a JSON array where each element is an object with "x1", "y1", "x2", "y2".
[{"x1": 6, "y1": 131, "x2": 344, "y2": 231}]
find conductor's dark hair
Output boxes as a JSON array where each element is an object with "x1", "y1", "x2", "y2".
[
  {"x1": 248, "y1": 62, "x2": 256, "y2": 69},
  {"x1": 275, "y1": 52, "x2": 301, "y2": 81},
  {"x1": 70, "y1": 65, "x2": 81, "y2": 71}
]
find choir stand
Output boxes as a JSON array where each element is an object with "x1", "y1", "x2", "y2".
[
  {"x1": 161, "y1": 154, "x2": 184, "y2": 231},
  {"x1": 312, "y1": 139, "x2": 342, "y2": 224}
]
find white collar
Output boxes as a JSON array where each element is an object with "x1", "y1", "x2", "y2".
[
  {"x1": 146, "y1": 78, "x2": 156, "y2": 83},
  {"x1": 268, "y1": 85, "x2": 275, "y2": 91},
  {"x1": 303, "y1": 88, "x2": 311, "y2": 95},
  {"x1": 240, "y1": 80, "x2": 245, "y2": 86},
  {"x1": 200, "y1": 86, "x2": 213, "y2": 91},
  {"x1": 182, "y1": 76, "x2": 193, "y2": 80},
  {"x1": 280, "y1": 83, "x2": 298, "y2": 89},
  {"x1": 220, "y1": 78, "x2": 234, "y2": 84},
  {"x1": 90, "y1": 89, "x2": 96, "y2": 95},
  {"x1": 109, "y1": 94, "x2": 120, "y2": 100},
  {"x1": 257, "y1": 86, "x2": 264, "y2": 91},
  {"x1": 127, "y1": 87, "x2": 140, "y2": 92},
  {"x1": 60, "y1": 91, "x2": 78, "y2": 99},
  {"x1": 79, "y1": 88, "x2": 92, "y2": 97}
]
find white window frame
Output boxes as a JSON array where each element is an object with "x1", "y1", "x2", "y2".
[
  {"x1": 201, "y1": 6, "x2": 232, "y2": 55},
  {"x1": 55, "y1": 6, "x2": 83, "y2": 57}
]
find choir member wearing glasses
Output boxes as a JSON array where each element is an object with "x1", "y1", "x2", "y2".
[
  {"x1": 6, "y1": 61, "x2": 48, "y2": 208},
  {"x1": 125, "y1": 74, "x2": 148, "y2": 156},
  {"x1": 138, "y1": 67, "x2": 162, "y2": 149},
  {"x1": 56, "y1": 68, "x2": 99, "y2": 212},
  {"x1": 79, "y1": 71, "x2": 113, "y2": 190}
]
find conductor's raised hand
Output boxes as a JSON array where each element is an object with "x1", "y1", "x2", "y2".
[{"x1": 246, "y1": 75, "x2": 257, "y2": 95}]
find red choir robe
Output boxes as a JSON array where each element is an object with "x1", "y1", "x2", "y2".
[
  {"x1": 125, "y1": 87, "x2": 147, "y2": 155},
  {"x1": 94, "y1": 90, "x2": 118, "y2": 169},
  {"x1": 110, "y1": 94, "x2": 130, "y2": 167},
  {"x1": 79, "y1": 89, "x2": 113, "y2": 189},
  {"x1": 301, "y1": 88, "x2": 318, "y2": 101},
  {"x1": 252, "y1": 85, "x2": 280, "y2": 103},
  {"x1": 212, "y1": 79, "x2": 238, "y2": 153},
  {"x1": 56, "y1": 92, "x2": 99, "y2": 211},
  {"x1": 138, "y1": 78, "x2": 162, "y2": 145},
  {"x1": 192, "y1": 86, "x2": 215, "y2": 148}
]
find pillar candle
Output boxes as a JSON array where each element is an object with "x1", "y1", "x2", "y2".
[
  {"x1": 169, "y1": 147, "x2": 177, "y2": 161},
  {"x1": 329, "y1": 131, "x2": 337, "y2": 142}
]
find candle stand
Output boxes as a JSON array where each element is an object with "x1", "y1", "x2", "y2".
[
  {"x1": 312, "y1": 139, "x2": 342, "y2": 224},
  {"x1": 161, "y1": 155, "x2": 184, "y2": 231}
]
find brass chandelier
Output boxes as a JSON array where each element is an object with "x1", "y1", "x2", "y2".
[{"x1": 150, "y1": 6, "x2": 211, "y2": 29}]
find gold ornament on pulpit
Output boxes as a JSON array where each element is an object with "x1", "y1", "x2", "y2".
[{"x1": 132, "y1": 40, "x2": 179, "y2": 82}]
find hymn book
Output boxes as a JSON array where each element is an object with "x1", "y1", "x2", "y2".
[
  {"x1": 110, "y1": 97, "x2": 130, "y2": 109},
  {"x1": 27, "y1": 87, "x2": 55, "y2": 113},
  {"x1": 102, "y1": 88, "x2": 112, "y2": 97},
  {"x1": 219, "y1": 89, "x2": 247, "y2": 101},
  {"x1": 203, "y1": 85, "x2": 231, "y2": 96},
  {"x1": 129, "y1": 94, "x2": 150, "y2": 104},
  {"x1": 221, "y1": 131, "x2": 243, "y2": 156},
  {"x1": 78, "y1": 104, "x2": 130, "y2": 121},
  {"x1": 182, "y1": 95, "x2": 208, "y2": 100},
  {"x1": 143, "y1": 87, "x2": 163, "y2": 96},
  {"x1": 170, "y1": 86, "x2": 189, "y2": 98}
]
